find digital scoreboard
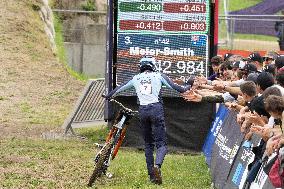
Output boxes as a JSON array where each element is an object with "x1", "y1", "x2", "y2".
[{"x1": 115, "y1": 0, "x2": 211, "y2": 96}]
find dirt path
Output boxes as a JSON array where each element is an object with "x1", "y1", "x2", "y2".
[{"x1": 0, "y1": 0, "x2": 84, "y2": 138}]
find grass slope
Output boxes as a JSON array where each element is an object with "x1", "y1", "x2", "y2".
[{"x1": 0, "y1": 0, "x2": 84, "y2": 136}]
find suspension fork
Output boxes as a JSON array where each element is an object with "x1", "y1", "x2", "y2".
[
  {"x1": 112, "y1": 124, "x2": 129, "y2": 160},
  {"x1": 106, "y1": 127, "x2": 117, "y2": 142}
]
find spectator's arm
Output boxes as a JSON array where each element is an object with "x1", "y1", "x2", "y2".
[
  {"x1": 201, "y1": 95, "x2": 224, "y2": 103},
  {"x1": 272, "y1": 125, "x2": 284, "y2": 136},
  {"x1": 198, "y1": 84, "x2": 214, "y2": 90},
  {"x1": 240, "y1": 106, "x2": 249, "y2": 114},
  {"x1": 213, "y1": 82, "x2": 241, "y2": 95},
  {"x1": 246, "y1": 112, "x2": 268, "y2": 126},
  {"x1": 250, "y1": 125, "x2": 272, "y2": 141},
  {"x1": 223, "y1": 86, "x2": 242, "y2": 95},
  {"x1": 224, "y1": 102, "x2": 244, "y2": 112}
]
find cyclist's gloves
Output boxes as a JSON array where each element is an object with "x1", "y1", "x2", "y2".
[
  {"x1": 185, "y1": 76, "x2": 195, "y2": 87},
  {"x1": 102, "y1": 94, "x2": 111, "y2": 101}
]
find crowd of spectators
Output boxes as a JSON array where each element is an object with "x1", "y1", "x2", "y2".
[{"x1": 180, "y1": 51, "x2": 284, "y2": 187}]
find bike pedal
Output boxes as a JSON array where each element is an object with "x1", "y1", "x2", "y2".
[
  {"x1": 95, "y1": 143, "x2": 104, "y2": 148},
  {"x1": 105, "y1": 172, "x2": 113, "y2": 178}
]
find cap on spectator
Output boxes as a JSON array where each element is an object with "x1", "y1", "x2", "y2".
[
  {"x1": 242, "y1": 63, "x2": 257, "y2": 73},
  {"x1": 263, "y1": 64, "x2": 276, "y2": 76},
  {"x1": 232, "y1": 60, "x2": 246, "y2": 69},
  {"x1": 246, "y1": 72, "x2": 259, "y2": 83},
  {"x1": 224, "y1": 53, "x2": 233, "y2": 61},
  {"x1": 232, "y1": 61, "x2": 239, "y2": 69},
  {"x1": 248, "y1": 52, "x2": 263, "y2": 63},
  {"x1": 263, "y1": 51, "x2": 279, "y2": 60},
  {"x1": 275, "y1": 55, "x2": 284, "y2": 70}
]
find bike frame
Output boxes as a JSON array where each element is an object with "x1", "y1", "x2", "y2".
[
  {"x1": 95, "y1": 99, "x2": 137, "y2": 168},
  {"x1": 88, "y1": 98, "x2": 139, "y2": 187}
]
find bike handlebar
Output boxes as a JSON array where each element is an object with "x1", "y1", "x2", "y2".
[{"x1": 102, "y1": 95, "x2": 138, "y2": 114}]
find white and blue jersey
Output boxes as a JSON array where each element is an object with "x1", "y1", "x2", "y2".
[{"x1": 106, "y1": 72, "x2": 191, "y2": 105}]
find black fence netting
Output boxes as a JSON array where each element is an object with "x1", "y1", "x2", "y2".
[{"x1": 111, "y1": 96, "x2": 216, "y2": 152}]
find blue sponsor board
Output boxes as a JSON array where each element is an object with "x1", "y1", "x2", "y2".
[
  {"x1": 232, "y1": 163, "x2": 245, "y2": 186},
  {"x1": 210, "y1": 110, "x2": 244, "y2": 189},
  {"x1": 224, "y1": 135, "x2": 261, "y2": 189},
  {"x1": 202, "y1": 104, "x2": 229, "y2": 165}
]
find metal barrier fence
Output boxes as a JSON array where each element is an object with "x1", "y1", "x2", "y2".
[
  {"x1": 218, "y1": 15, "x2": 284, "y2": 51},
  {"x1": 62, "y1": 79, "x2": 105, "y2": 134}
]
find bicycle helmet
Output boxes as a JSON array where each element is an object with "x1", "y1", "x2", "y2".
[{"x1": 139, "y1": 56, "x2": 156, "y2": 73}]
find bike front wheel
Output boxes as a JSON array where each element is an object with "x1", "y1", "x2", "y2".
[{"x1": 87, "y1": 139, "x2": 113, "y2": 187}]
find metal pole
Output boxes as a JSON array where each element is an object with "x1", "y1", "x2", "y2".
[
  {"x1": 223, "y1": 0, "x2": 230, "y2": 44},
  {"x1": 229, "y1": 18, "x2": 235, "y2": 50},
  {"x1": 80, "y1": 19, "x2": 84, "y2": 73},
  {"x1": 104, "y1": 0, "x2": 114, "y2": 121}
]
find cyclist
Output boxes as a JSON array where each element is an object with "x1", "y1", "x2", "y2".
[{"x1": 105, "y1": 56, "x2": 193, "y2": 184}]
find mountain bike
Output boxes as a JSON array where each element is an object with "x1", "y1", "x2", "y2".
[{"x1": 87, "y1": 98, "x2": 138, "y2": 187}]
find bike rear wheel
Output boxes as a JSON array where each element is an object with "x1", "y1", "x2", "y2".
[{"x1": 87, "y1": 140, "x2": 113, "y2": 187}]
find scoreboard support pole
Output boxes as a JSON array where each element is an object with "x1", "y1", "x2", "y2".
[
  {"x1": 209, "y1": 0, "x2": 219, "y2": 76},
  {"x1": 105, "y1": 0, "x2": 114, "y2": 121},
  {"x1": 212, "y1": 0, "x2": 219, "y2": 56}
]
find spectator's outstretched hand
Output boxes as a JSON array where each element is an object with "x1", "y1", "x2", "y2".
[
  {"x1": 195, "y1": 76, "x2": 207, "y2": 85},
  {"x1": 237, "y1": 113, "x2": 245, "y2": 125},
  {"x1": 240, "y1": 119, "x2": 251, "y2": 133},
  {"x1": 250, "y1": 125, "x2": 270, "y2": 141},
  {"x1": 237, "y1": 95, "x2": 246, "y2": 106},
  {"x1": 212, "y1": 80, "x2": 223, "y2": 86},
  {"x1": 182, "y1": 90, "x2": 202, "y2": 102},
  {"x1": 277, "y1": 137, "x2": 284, "y2": 148},
  {"x1": 247, "y1": 112, "x2": 267, "y2": 126},
  {"x1": 213, "y1": 83, "x2": 225, "y2": 92},
  {"x1": 224, "y1": 102, "x2": 238, "y2": 111},
  {"x1": 266, "y1": 134, "x2": 282, "y2": 156}
]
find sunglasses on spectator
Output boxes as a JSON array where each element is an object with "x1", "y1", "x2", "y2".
[{"x1": 263, "y1": 57, "x2": 274, "y2": 61}]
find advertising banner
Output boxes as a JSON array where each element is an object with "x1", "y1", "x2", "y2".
[
  {"x1": 203, "y1": 104, "x2": 229, "y2": 165},
  {"x1": 210, "y1": 110, "x2": 244, "y2": 189},
  {"x1": 224, "y1": 135, "x2": 261, "y2": 189},
  {"x1": 204, "y1": 113, "x2": 278, "y2": 189}
]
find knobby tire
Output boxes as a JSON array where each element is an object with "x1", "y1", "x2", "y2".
[{"x1": 87, "y1": 140, "x2": 113, "y2": 187}]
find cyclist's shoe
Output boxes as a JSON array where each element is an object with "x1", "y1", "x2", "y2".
[
  {"x1": 149, "y1": 176, "x2": 156, "y2": 184},
  {"x1": 153, "y1": 165, "x2": 162, "y2": 185}
]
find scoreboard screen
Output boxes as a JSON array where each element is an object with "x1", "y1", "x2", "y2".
[{"x1": 115, "y1": 0, "x2": 210, "y2": 97}]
